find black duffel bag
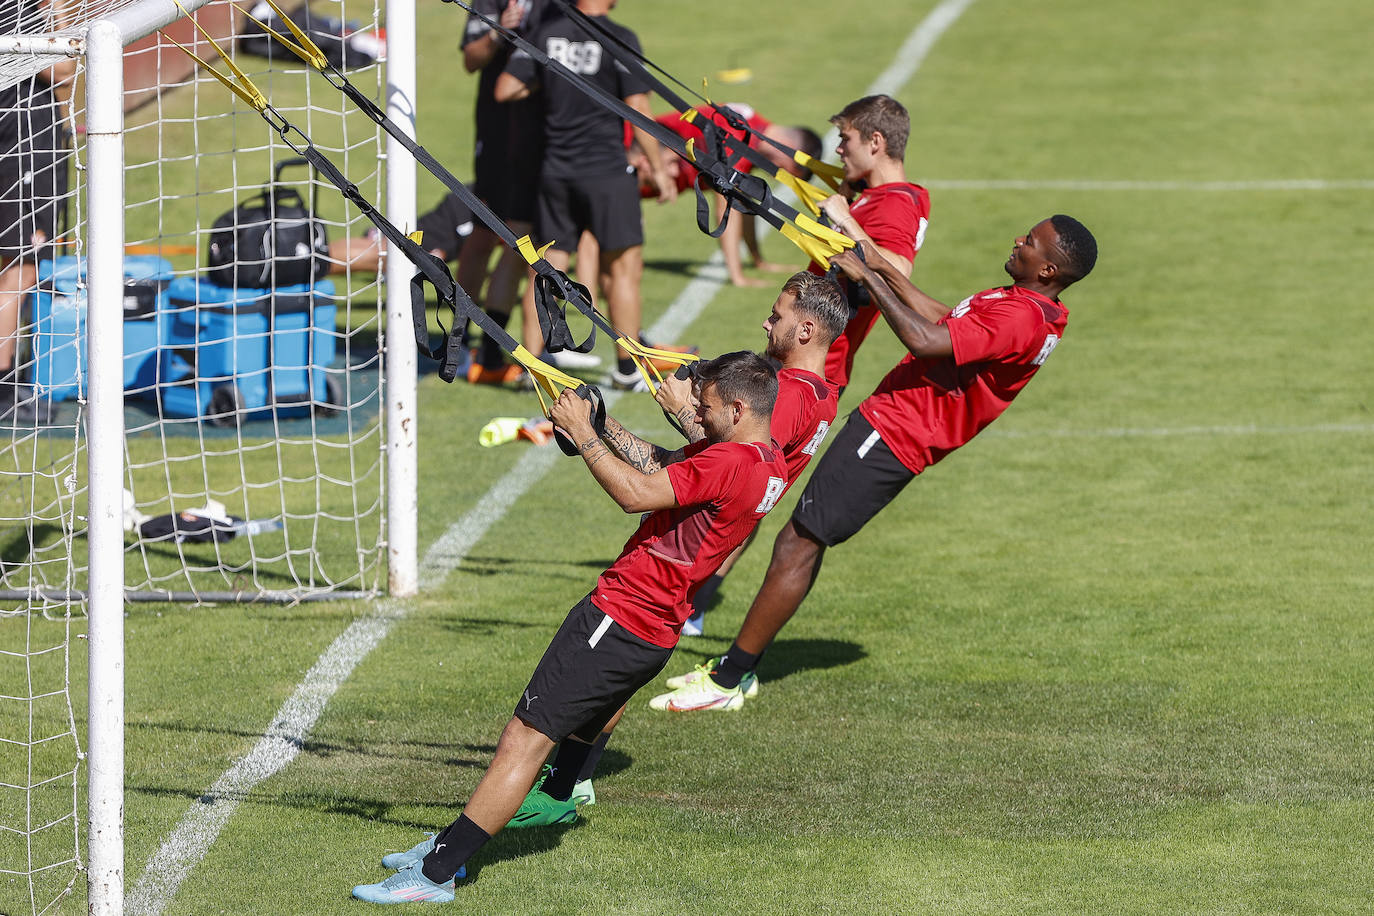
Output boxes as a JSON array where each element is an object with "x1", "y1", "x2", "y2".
[{"x1": 206, "y1": 157, "x2": 329, "y2": 289}]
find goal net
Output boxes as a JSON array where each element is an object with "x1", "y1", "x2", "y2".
[{"x1": 2, "y1": 0, "x2": 398, "y2": 911}]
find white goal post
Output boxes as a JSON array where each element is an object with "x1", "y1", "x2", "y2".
[{"x1": 1, "y1": 0, "x2": 419, "y2": 911}]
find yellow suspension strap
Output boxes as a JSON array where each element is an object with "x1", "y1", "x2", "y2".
[
  {"x1": 245, "y1": 0, "x2": 699, "y2": 387},
  {"x1": 444, "y1": 0, "x2": 849, "y2": 269},
  {"x1": 162, "y1": 19, "x2": 607, "y2": 453},
  {"x1": 548, "y1": 0, "x2": 842, "y2": 201},
  {"x1": 237, "y1": 0, "x2": 600, "y2": 360}
]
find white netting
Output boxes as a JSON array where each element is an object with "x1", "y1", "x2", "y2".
[{"x1": 3, "y1": 0, "x2": 391, "y2": 910}]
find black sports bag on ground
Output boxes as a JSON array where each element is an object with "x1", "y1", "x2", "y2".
[{"x1": 206, "y1": 158, "x2": 329, "y2": 289}]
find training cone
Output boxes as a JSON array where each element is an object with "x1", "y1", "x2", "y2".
[{"x1": 479, "y1": 417, "x2": 525, "y2": 447}]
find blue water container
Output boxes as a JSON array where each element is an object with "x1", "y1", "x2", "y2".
[
  {"x1": 28, "y1": 254, "x2": 175, "y2": 401},
  {"x1": 158, "y1": 276, "x2": 339, "y2": 424}
]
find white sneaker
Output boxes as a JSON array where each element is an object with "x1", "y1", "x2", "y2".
[
  {"x1": 665, "y1": 657, "x2": 759, "y2": 698},
  {"x1": 548, "y1": 349, "x2": 602, "y2": 370},
  {"x1": 649, "y1": 671, "x2": 746, "y2": 712},
  {"x1": 680, "y1": 610, "x2": 704, "y2": 637},
  {"x1": 572, "y1": 778, "x2": 596, "y2": 806},
  {"x1": 611, "y1": 368, "x2": 649, "y2": 392}
]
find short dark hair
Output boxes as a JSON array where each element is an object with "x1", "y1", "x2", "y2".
[
  {"x1": 830, "y1": 94, "x2": 909, "y2": 162},
  {"x1": 790, "y1": 126, "x2": 824, "y2": 180},
  {"x1": 780, "y1": 271, "x2": 847, "y2": 346},
  {"x1": 695, "y1": 350, "x2": 777, "y2": 418},
  {"x1": 1049, "y1": 214, "x2": 1098, "y2": 284}
]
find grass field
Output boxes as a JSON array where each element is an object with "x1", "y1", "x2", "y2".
[{"x1": 7, "y1": 0, "x2": 1374, "y2": 912}]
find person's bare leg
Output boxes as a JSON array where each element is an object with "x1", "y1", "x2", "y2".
[
  {"x1": 0, "y1": 256, "x2": 37, "y2": 372},
  {"x1": 460, "y1": 716, "x2": 556, "y2": 835},
  {"x1": 733, "y1": 520, "x2": 826, "y2": 656}
]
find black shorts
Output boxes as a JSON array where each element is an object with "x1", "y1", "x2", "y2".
[
  {"x1": 516, "y1": 594, "x2": 674, "y2": 743},
  {"x1": 0, "y1": 97, "x2": 71, "y2": 261},
  {"x1": 472, "y1": 100, "x2": 543, "y2": 224},
  {"x1": 415, "y1": 192, "x2": 476, "y2": 261},
  {"x1": 790, "y1": 410, "x2": 916, "y2": 547},
  {"x1": 536, "y1": 169, "x2": 643, "y2": 254}
]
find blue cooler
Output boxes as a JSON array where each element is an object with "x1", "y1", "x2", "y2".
[
  {"x1": 158, "y1": 277, "x2": 338, "y2": 424},
  {"x1": 28, "y1": 255, "x2": 175, "y2": 401}
]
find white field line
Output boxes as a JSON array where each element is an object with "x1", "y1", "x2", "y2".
[
  {"x1": 125, "y1": 3, "x2": 976, "y2": 912},
  {"x1": 925, "y1": 179, "x2": 1374, "y2": 191},
  {"x1": 984, "y1": 421, "x2": 1374, "y2": 440}
]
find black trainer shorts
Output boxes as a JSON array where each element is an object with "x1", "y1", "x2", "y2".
[
  {"x1": 790, "y1": 410, "x2": 917, "y2": 547},
  {"x1": 516, "y1": 594, "x2": 674, "y2": 743},
  {"x1": 415, "y1": 192, "x2": 476, "y2": 261},
  {"x1": 536, "y1": 169, "x2": 643, "y2": 254},
  {"x1": 0, "y1": 102, "x2": 71, "y2": 262}
]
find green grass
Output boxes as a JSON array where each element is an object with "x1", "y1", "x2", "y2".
[{"x1": 5, "y1": 0, "x2": 1374, "y2": 911}]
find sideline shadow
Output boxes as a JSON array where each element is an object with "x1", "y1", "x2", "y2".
[{"x1": 669, "y1": 637, "x2": 866, "y2": 687}]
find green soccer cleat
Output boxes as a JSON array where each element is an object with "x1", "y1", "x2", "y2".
[
  {"x1": 649, "y1": 671, "x2": 746, "y2": 712},
  {"x1": 664, "y1": 657, "x2": 759, "y2": 698},
  {"x1": 506, "y1": 787, "x2": 579, "y2": 828},
  {"x1": 351, "y1": 861, "x2": 461, "y2": 904},
  {"x1": 571, "y1": 778, "x2": 595, "y2": 807}
]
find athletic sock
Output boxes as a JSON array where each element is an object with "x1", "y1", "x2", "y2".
[
  {"x1": 616, "y1": 356, "x2": 635, "y2": 377},
  {"x1": 478, "y1": 326, "x2": 508, "y2": 369},
  {"x1": 712, "y1": 642, "x2": 759, "y2": 690},
  {"x1": 541, "y1": 739, "x2": 596, "y2": 801},
  {"x1": 691, "y1": 573, "x2": 725, "y2": 613},
  {"x1": 421, "y1": 814, "x2": 489, "y2": 883},
  {"x1": 575, "y1": 731, "x2": 611, "y2": 783}
]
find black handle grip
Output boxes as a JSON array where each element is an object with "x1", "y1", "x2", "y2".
[{"x1": 555, "y1": 384, "x2": 607, "y2": 456}]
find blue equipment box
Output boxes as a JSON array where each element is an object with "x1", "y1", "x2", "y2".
[
  {"x1": 158, "y1": 277, "x2": 338, "y2": 424},
  {"x1": 28, "y1": 255, "x2": 175, "y2": 401}
]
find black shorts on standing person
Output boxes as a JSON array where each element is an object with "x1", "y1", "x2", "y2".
[{"x1": 502, "y1": 11, "x2": 653, "y2": 251}]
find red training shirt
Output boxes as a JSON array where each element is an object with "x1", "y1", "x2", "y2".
[
  {"x1": 772, "y1": 367, "x2": 839, "y2": 487},
  {"x1": 593, "y1": 438, "x2": 788, "y2": 647},
  {"x1": 636, "y1": 103, "x2": 771, "y2": 196},
  {"x1": 813, "y1": 182, "x2": 931, "y2": 389},
  {"x1": 858, "y1": 285, "x2": 1068, "y2": 474}
]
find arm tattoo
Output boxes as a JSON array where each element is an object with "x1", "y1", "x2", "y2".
[{"x1": 600, "y1": 418, "x2": 670, "y2": 473}]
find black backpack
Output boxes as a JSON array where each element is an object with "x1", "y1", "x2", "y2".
[{"x1": 206, "y1": 158, "x2": 329, "y2": 289}]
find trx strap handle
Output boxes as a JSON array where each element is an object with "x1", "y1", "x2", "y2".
[
  {"x1": 246, "y1": 0, "x2": 597, "y2": 355},
  {"x1": 552, "y1": 384, "x2": 608, "y2": 457}
]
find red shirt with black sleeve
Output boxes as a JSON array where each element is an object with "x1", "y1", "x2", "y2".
[
  {"x1": 772, "y1": 367, "x2": 839, "y2": 486},
  {"x1": 858, "y1": 285, "x2": 1068, "y2": 474},
  {"x1": 815, "y1": 182, "x2": 931, "y2": 389},
  {"x1": 592, "y1": 438, "x2": 788, "y2": 647}
]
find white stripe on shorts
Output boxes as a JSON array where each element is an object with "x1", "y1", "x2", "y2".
[
  {"x1": 588, "y1": 613, "x2": 614, "y2": 648},
  {"x1": 857, "y1": 429, "x2": 881, "y2": 459}
]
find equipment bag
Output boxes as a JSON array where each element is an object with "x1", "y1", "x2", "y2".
[{"x1": 206, "y1": 157, "x2": 329, "y2": 289}]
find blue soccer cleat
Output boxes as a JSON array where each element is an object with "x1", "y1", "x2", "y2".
[{"x1": 351, "y1": 861, "x2": 463, "y2": 904}]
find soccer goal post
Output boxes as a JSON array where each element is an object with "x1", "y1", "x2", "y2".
[{"x1": 2, "y1": 0, "x2": 418, "y2": 911}]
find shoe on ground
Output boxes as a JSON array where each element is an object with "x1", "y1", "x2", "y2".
[
  {"x1": 610, "y1": 368, "x2": 649, "y2": 392},
  {"x1": 380, "y1": 832, "x2": 434, "y2": 871},
  {"x1": 351, "y1": 861, "x2": 461, "y2": 904},
  {"x1": 665, "y1": 657, "x2": 759, "y2": 698},
  {"x1": 649, "y1": 670, "x2": 746, "y2": 712},
  {"x1": 467, "y1": 361, "x2": 524, "y2": 386},
  {"x1": 571, "y1": 778, "x2": 595, "y2": 807},
  {"x1": 680, "y1": 610, "x2": 704, "y2": 637},
  {"x1": 506, "y1": 786, "x2": 579, "y2": 828},
  {"x1": 547, "y1": 348, "x2": 602, "y2": 370}
]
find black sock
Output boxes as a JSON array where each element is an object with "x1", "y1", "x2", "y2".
[
  {"x1": 616, "y1": 356, "x2": 635, "y2": 376},
  {"x1": 421, "y1": 814, "x2": 489, "y2": 884},
  {"x1": 691, "y1": 574, "x2": 725, "y2": 613},
  {"x1": 576, "y1": 731, "x2": 611, "y2": 783},
  {"x1": 540, "y1": 738, "x2": 596, "y2": 801},
  {"x1": 712, "y1": 642, "x2": 760, "y2": 690},
  {"x1": 479, "y1": 326, "x2": 508, "y2": 369}
]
